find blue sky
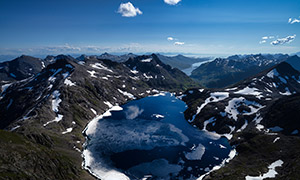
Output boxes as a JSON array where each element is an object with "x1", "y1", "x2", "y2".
[{"x1": 0, "y1": 0, "x2": 299, "y2": 57}]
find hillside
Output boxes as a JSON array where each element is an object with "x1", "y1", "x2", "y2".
[
  {"x1": 0, "y1": 54, "x2": 197, "y2": 180},
  {"x1": 182, "y1": 61, "x2": 300, "y2": 179},
  {"x1": 190, "y1": 54, "x2": 289, "y2": 88}
]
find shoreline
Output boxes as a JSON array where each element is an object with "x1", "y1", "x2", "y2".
[{"x1": 81, "y1": 92, "x2": 237, "y2": 180}]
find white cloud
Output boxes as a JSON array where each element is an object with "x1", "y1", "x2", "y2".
[
  {"x1": 174, "y1": 42, "x2": 185, "y2": 46},
  {"x1": 288, "y1": 17, "x2": 300, "y2": 24},
  {"x1": 118, "y1": 2, "x2": 142, "y2": 17},
  {"x1": 167, "y1": 37, "x2": 174, "y2": 41},
  {"x1": 262, "y1": 36, "x2": 268, "y2": 40},
  {"x1": 269, "y1": 36, "x2": 275, "y2": 39},
  {"x1": 271, "y1": 35, "x2": 296, "y2": 45},
  {"x1": 259, "y1": 40, "x2": 266, "y2": 44},
  {"x1": 164, "y1": 0, "x2": 181, "y2": 5}
]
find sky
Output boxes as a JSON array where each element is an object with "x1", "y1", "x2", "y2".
[{"x1": 0, "y1": 0, "x2": 299, "y2": 57}]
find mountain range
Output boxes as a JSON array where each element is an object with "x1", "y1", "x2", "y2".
[
  {"x1": 190, "y1": 54, "x2": 290, "y2": 88},
  {"x1": 182, "y1": 56, "x2": 300, "y2": 179},
  {"x1": 0, "y1": 54, "x2": 196, "y2": 179},
  {"x1": 0, "y1": 53, "x2": 300, "y2": 179}
]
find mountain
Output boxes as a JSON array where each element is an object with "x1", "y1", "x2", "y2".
[
  {"x1": 0, "y1": 54, "x2": 196, "y2": 179},
  {"x1": 0, "y1": 55, "x2": 43, "y2": 82},
  {"x1": 77, "y1": 53, "x2": 137, "y2": 63},
  {"x1": 156, "y1": 54, "x2": 210, "y2": 70},
  {"x1": 76, "y1": 53, "x2": 210, "y2": 70},
  {"x1": 291, "y1": 51, "x2": 300, "y2": 57},
  {"x1": 181, "y1": 60, "x2": 300, "y2": 179},
  {"x1": 190, "y1": 54, "x2": 289, "y2": 88},
  {"x1": 285, "y1": 55, "x2": 300, "y2": 72},
  {"x1": 124, "y1": 54, "x2": 199, "y2": 90}
]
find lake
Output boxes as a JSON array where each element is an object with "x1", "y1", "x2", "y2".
[
  {"x1": 83, "y1": 93, "x2": 232, "y2": 180},
  {"x1": 182, "y1": 59, "x2": 214, "y2": 76}
]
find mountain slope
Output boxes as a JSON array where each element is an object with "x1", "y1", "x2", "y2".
[
  {"x1": 0, "y1": 54, "x2": 197, "y2": 180},
  {"x1": 0, "y1": 55, "x2": 43, "y2": 82},
  {"x1": 190, "y1": 54, "x2": 289, "y2": 88},
  {"x1": 124, "y1": 54, "x2": 199, "y2": 90},
  {"x1": 285, "y1": 55, "x2": 300, "y2": 72},
  {"x1": 156, "y1": 54, "x2": 210, "y2": 70},
  {"x1": 182, "y1": 61, "x2": 300, "y2": 179},
  {"x1": 77, "y1": 53, "x2": 137, "y2": 63}
]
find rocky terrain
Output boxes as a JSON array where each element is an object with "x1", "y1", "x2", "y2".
[
  {"x1": 190, "y1": 54, "x2": 290, "y2": 88},
  {"x1": 0, "y1": 54, "x2": 197, "y2": 180},
  {"x1": 1, "y1": 53, "x2": 300, "y2": 180},
  {"x1": 182, "y1": 56, "x2": 300, "y2": 179}
]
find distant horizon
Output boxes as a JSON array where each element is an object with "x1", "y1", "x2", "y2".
[
  {"x1": 0, "y1": 51, "x2": 299, "y2": 63},
  {"x1": 0, "y1": 0, "x2": 299, "y2": 58}
]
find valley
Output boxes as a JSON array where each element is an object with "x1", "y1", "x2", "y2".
[{"x1": 0, "y1": 53, "x2": 300, "y2": 180}]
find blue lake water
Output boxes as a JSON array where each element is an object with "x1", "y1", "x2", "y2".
[
  {"x1": 182, "y1": 59, "x2": 214, "y2": 76},
  {"x1": 85, "y1": 93, "x2": 231, "y2": 180}
]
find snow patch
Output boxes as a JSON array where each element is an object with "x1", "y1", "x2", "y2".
[
  {"x1": 273, "y1": 137, "x2": 280, "y2": 143},
  {"x1": 104, "y1": 101, "x2": 113, "y2": 108},
  {"x1": 152, "y1": 114, "x2": 165, "y2": 119},
  {"x1": 266, "y1": 69, "x2": 279, "y2": 78},
  {"x1": 43, "y1": 114, "x2": 63, "y2": 126},
  {"x1": 52, "y1": 90, "x2": 62, "y2": 113},
  {"x1": 87, "y1": 70, "x2": 97, "y2": 78},
  {"x1": 90, "y1": 108, "x2": 97, "y2": 115},
  {"x1": 130, "y1": 70, "x2": 139, "y2": 74},
  {"x1": 234, "y1": 87, "x2": 262, "y2": 97},
  {"x1": 83, "y1": 105, "x2": 123, "y2": 136},
  {"x1": 90, "y1": 63, "x2": 113, "y2": 73},
  {"x1": 203, "y1": 117, "x2": 216, "y2": 130},
  {"x1": 64, "y1": 78, "x2": 76, "y2": 86},
  {"x1": 197, "y1": 149, "x2": 237, "y2": 180},
  {"x1": 224, "y1": 97, "x2": 264, "y2": 121},
  {"x1": 62, "y1": 128, "x2": 73, "y2": 134},
  {"x1": 189, "y1": 92, "x2": 229, "y2": 122},
  {"x1": 1, "y1": 83, "x2": 12, "y2": 93},
  {"x1": 118, "y1": 89, "x2": 135, "y2": 99},
  {"x1": 141, "y1": 58, "x2": 152, "y2": 62},
  {"x1": 279, "y1": 87, "x2": 292, "y2": 96},
  {"x1": 245, "y1": 160, "x2": 284, "y2": 180}
]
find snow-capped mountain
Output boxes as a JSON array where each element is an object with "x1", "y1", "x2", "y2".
[
  {"x1": 77, "y1": 52, "x2": 137, "y2": 63},
  {"x1": 183, "y1": 61, "x2": 300, "y2": 138},
  {"x1": 190, "y1": 54, "x2": 290, "y2": 88},
  {"x1": 1, "y1": 53, "x2": 300, "y2": 180},
  {"x1": 0, "y1": 54, "x2": 196, "y2": 180},
  {"x1": 182, "y1": 58, "x2": 300, "y2": 179}
]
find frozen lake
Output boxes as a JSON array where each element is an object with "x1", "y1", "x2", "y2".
[{"x1": 83, "y1": 93, "x2": 232, "y2": 180}]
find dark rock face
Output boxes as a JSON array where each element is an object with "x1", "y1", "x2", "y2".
[
  {"x1": 124, "y1": 54, "x2": 199, "y2": 90},
  {"x1": 182, "y1": 60, "x2": 300, "y2": 179},
  {"x1": 285, "y1": 55, "x2": 300, "y2": 72},
  {"x1": 263, "y1": 94, "x2": 300, "y2": 135},
  {"x1": 183, "y1": 61, "x2": 300, "y2": 136},
  {"x1": 190, "y1": 54, "x2": 289, "y2": 88},
  {"x1": 0, "y1": 54, "x2": 197, "y2": 180},
  {"x1": 0, "y1": 55, "x2": 43, "y2": 82}
]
